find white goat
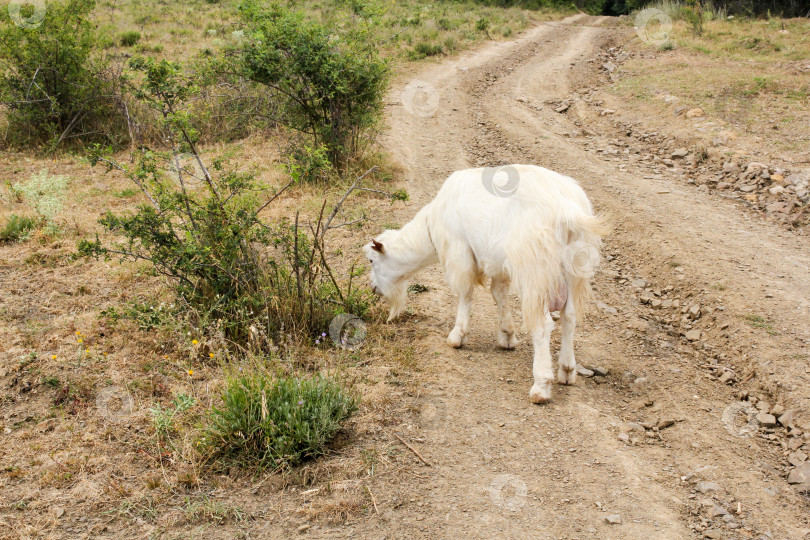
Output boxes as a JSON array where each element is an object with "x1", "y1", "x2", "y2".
[{"x1": 364, "y1": 165, "x2": 610, "y2": 403}]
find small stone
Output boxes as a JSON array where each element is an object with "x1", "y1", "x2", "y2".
[
  {"x1": 778, "y1": 410, "x2": 796, "y2": 428},
  {"x1": 54, "y1": 507, "x2": 65, "y2": 519},
  {"x1": 718, "y1": 371, "x2": 735, "y2": 384},
  {"x1": 787, "y1": 462, "x2": 810, "y2": 485},
  {"x1": 738, "y1": 184, "x2": 757, "y2": 193},
  {"x1": 688, "y1": 305, "x2": 701, "y2": 319},
  {"x1": 657, "y1": 418, "x2": 676, "y2": 430},
  {"x1": 770, "y1": 404, "x2": 785, "y2": 416},
  {"x1": 651, "y1": 299, "x2": 662, "y2": 308},
  {"x1": 695, "y1": 481, "x2": 720, "y2": 494},
  {"x1": 685, "y1": 330, "x2": 701, "y2": 342},
  {"x1": 591, "y1": 366, "x2": 609, "y2": 377},
  {"x1": 703, "y1": 530, "x2": 723, "y2": 539},
  {"x1": 788, "y1": 451, "x2": 807, "y2": 467},
  {"x1": 756, "y1": 412, "x2": 777, "y2": 427},
  {"x1": 788, "y1": 438, "x2": 804, "y2": 451},
  {"x1": 597, "y1": 302, "x2": 618, "y2": 315},
  {"x1": 605, "y1": 514, "x2": 621, "y2": 524},
  {"x1": 37, "y1": 418, "x2": 57, "y2": 433},
  {"x1": 672, "y1": 148, "x2": 689, "y2": 158},
  {"x1": 746, "y1": 162, "x2": 767, "y2": 174},
  {"x1": 618, "y1": 432, "x2": 629, "y2": 442},
  {"x1": 602, "y1": 62, "x2": 616, "y2": 73},
  {"x1": 709, "y1": 505, "x2": 729, "y2": 517},
  {"x1": 769, "y1": 186, "x2": 785, "y2": 196},
  {"x1": 576, "y1": 364, "x2": 594, "y2": 377},
  {"x1": 685, "y1": 108, "x2": 705, "y2": 118},
  {"x1": 631, "y1": 278, "x2": 647, "y2": 288},
  {"x1": 722, "y1": 162, "x2": 740, "y2": 174}
]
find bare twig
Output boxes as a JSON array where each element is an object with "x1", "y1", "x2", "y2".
[
  {"x1": 392, "y1": 433, "x2": 432, "y2": 467},
  {"x1": 256, "y1": 177, "x2": 296, "y2": 214},
  {"x1": 320, "y1": 166, "x2": 377, "y2": 239}
]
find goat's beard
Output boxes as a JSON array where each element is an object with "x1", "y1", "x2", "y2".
[{"x1": 384, "y1": 281, "x2": 408, "y2": 322}]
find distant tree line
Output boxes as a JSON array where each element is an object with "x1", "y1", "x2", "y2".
[
  {"x1": 455, "y1": 0, "x2": 809, "y2": 17},
  {"x1": 597, "y1": 0, "x2": 808, "y2": 16}
]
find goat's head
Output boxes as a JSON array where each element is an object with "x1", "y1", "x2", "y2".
[{"x1": 363, "y1": 232, "x2": 408, "y2": 322}]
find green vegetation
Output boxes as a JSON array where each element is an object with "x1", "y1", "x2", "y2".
[
  {"x1": 0, "y1": 215, "x2": 38, "y2": 242},
  {"x1": 0, "y1": 0, "x2": 124, "y2": 148},
  {"x1": 79, "y1": 56, "x2": 373, "y2": 347},
  {"x1": 203, "y1": 370, "x2": 358, "y2": 470},
  {"x1": 119, "y1": 30, "x2": 142, "y2": 46},
  {"x1": 238, "y1": 1, "x2": 389, "y2": 169}
]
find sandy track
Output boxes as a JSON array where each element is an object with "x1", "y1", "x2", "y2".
[{"x1": 342, "y1": 14, "x2": 810, "y2": 540}]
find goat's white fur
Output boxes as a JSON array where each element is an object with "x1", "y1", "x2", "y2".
[{"x1": 364, "y1": 165, "x2": 610, "y2": 403}]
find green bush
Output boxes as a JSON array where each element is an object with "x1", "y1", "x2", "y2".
[
  {"x1": 0, "y1": 0, "x2": 124, "y2": 148},
  {"x1": 238, "y1": 2, "x2": 390, "y2": 170},
  {"x1": 0, "y1": 214, "x2": 38, "y2": 242},
  {"x1": 79, "y1": 57, "x2": 373, "y2": 346},
  {"x1": 119, "y1": 30, "x2": 142, "y2": 47},
  {"x1": 204, "y1": 371, "x2": 358, "y2": 470}
]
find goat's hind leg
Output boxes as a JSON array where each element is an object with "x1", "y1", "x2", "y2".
[
  {"x1": 491, "y1": 275, "x2": 518, "y2": 349},
  {"x1": 557, "y1": 296, "x2": 577, "y2": 385},
  {"x1": 529, "y1": 312, "x2": 555, "y2": 404}
]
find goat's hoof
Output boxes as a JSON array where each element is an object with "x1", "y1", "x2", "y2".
[
  {"x1": 497, "y1": 331, "x2": 518, "y2": 350},
  {"x1": 447, "y1": 329, "x2": 466, "y2": 348},
  {"x1": 557, "y1": 366, "x2": 577, "y2": 385},
  {"x1": 529, "y1": 381, "x2": 552, "y2": 404}
]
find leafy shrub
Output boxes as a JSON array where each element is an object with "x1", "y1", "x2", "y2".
[
  {"x1": 12, "y1": 170, "x2": 69, "y2": 226},
  {"x1": 80, "y1": 57, "x2": 373, "y2": 346},
  {"x1": 412, "y1": 42, "x2": 444, "y2": 59},
  {"x1": 119, "y1": 30, "x2": 142, "y2": 46},
  {"x1": 204, "y1": 371, "x2": 358, "y2": 470},
  {"x1": 0, "y1": 214, "x2": 38, "y2": 242},
  {"x1": 0, "y1": 0, "x2": 124, "y2": 148},
  {"x1": 238, "y1": 2, "x2": 390, "y2": 169},
  {"x1": 287, "y1": 143, "x2": 333, "y2": 184}
]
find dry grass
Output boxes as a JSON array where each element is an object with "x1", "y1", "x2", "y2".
[
  {"x1": 613, "y1": 17, "x2": 810, "y2": 158},
  {"x1": 0, "y1": 0, "x2": 576, "y2": 535}
]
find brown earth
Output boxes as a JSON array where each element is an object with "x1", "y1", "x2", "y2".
[
  {"x1": 3, "y1": 13, "x2": 810, "y2": 540},
  {"x1": 338, "y1": 13, "x2": 810, "y2": 540}
]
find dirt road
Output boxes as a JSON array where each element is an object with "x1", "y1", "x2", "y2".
[{"x1": 337, "y1": 14, "x2": 810, "y2": 539}]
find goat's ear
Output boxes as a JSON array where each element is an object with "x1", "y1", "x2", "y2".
[{"x1": 371, "y1": 238, "x2": 385, "y2": 254}]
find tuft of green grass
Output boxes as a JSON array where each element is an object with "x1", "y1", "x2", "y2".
[
  {"x1": 742, "y1": 313, "x2": 777, "y2": 335},
  {"x1": 204, "y1": 371, "x2": 358, "y2": 471},
  {"x1": 0, "y1": 214, "x2": 38, "y2": 242},
  {"x1": 119, "y1": 30, "x2": 142, "y2": 47}
]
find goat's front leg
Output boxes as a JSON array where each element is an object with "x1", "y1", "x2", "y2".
[
  {"x1": 491, "y1": 276, "x2": 518, "y2": 349},
  {"x1": 447, "y1": 284, "x2": 474, "y2": 348},
  {"x1": 529, "y1": 312, "x2": 555, "y2": 404},
  {"x1": 557, "y1": 296, "x2": 577, "y2": 385}
]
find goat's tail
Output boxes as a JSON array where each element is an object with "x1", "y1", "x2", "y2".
[{"x1": 505, "y1": 211, "x2": 612, "y2": 329}]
